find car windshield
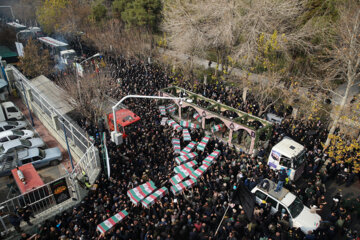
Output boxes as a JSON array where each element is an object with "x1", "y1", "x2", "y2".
[
  {"x1": 7, "y1": 121, "x2": 18, "y2": 126},
  {"x1": 288, "y1": 197, "x2": 304, "y2": 218},
  {"x1": 293, "y1": 150, "x2": 305, "y2": 169},
  {"x1": 12, "y1": 130, "x2": 24, "y2": 136},
  {"x1": 39, "y1": 149, "x2": 46, "y2": 159},
  {"x1": 20, "y1": 139, "x2": 31, "y2": 147}
]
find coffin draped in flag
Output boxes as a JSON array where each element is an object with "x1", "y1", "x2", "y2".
[
  {"x1": 197, "y1": 135, "x2": 211, "y2": 151},
  {"x1": 171, "y1": 179, "x2": 197, "y2": 195},
  {"x1": 193, "y1": 112, "x2": 202, "y2": 122},
  {"x1": 182, "y1": 128, "x2": 191, "y2": 141},
  {"x1": 174, "y1": 161, "x2": 197, "y2": 176},
  {"x1": 189, "y1": 164, "x2": 209, "y2": 180},
  {"x1": 180, "y1": 120, "x2": 200, "y2": 129},
  {"x1": 202, "y1": 150, "x2": 221, "y2": 166},
  {"x1": 211, "y1": 124, "x2": 224, "y2": 132},
  {"x1": 97, "y1": 210, "x2": 128, "y2": 234},
  {"x1": 159, "y1": 106, "x2": 166, "y2": 116},
  {"x1": 141, "y1": 187, "x2": 168, "y2": 208},
  {"x1": 161, "y1": 117, "x2": 168, "y2": 126},
  {"x1": 172, "y1": 138, "x2": 181, "y2": 154},
  {"x1": 170, "y1": 172, "x2": 187, "y2": 185},
  {"x1": 166, "y1": 104, "x2": 177, "y2": 114},
  {"x1": 127, "y1": 181, "x2": 157, "y2": 205},
  {"x1": 167, "y1": 119, "x2": 182, "y2": 132},
  {"x1": 180, "y1": 141, "x2": 197, "y2": 155},
  {"x1": 175, "y1": 152, "x2": 198, "y2": 165}
]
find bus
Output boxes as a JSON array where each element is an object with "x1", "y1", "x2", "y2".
[{"x1": 37, "y1": 37, "x2": 77, "y2": 65}]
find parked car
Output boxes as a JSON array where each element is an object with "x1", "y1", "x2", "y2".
[
  {"x1": 0, "y1": 101, "x2": 23, "y2": 121},
  {"x1": 251, "y1": 179, "x2": 321, "y2": 234},
  {"x1": 0, "y1": 121, "x2": 27, "y2": 132},
  {"x1": 0, "y1": 130, "x2": 35, "y2": 145},
  {"x1": 0, "y1": 147, "x2": 62, "y2": 177},
  {"x1": 0, "y1": 138, "x2": 45, "y2": 156}
]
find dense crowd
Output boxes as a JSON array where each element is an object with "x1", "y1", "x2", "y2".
[{"x1": 12, "y1": 56, "x2": 360, "y2": 240}]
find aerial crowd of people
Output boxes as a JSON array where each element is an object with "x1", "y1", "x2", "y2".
[{"x1": 13, "y1": 55, "x2": 360, "y2": 240}]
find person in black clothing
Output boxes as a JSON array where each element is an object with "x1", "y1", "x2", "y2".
[{"x1": 275, "y1": 169, "x2": 288, "y2": 192}]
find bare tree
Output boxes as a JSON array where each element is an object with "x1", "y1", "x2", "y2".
[
  {"x1": 60, "y1": 72, "x2": 113, "y2": 124},
  {"x1": 320, "y1": 2, "x2": 360, "y2": 146}
]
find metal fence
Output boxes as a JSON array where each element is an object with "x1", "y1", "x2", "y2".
[{"x1": 0, "y1": 66, "x2": 102, "y2": 235}]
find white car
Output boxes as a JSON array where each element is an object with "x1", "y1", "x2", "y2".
[
  {"x1": 0, "y1": 121, "x2": 27, "y2": 132},
  {"x1": 0, "y1": 130, "x2": 34, "y2": 145},
  {"x1": 0, "y1": 138, "x2": 45, "y2": 155},
  {"x1": 251, "y1": 179, "x2": 321, "y2": 234}
]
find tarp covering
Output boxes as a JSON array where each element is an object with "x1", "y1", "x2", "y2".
[
  {"x1": 127, "y1": 181, "x2": 157, "y2": 205},
  {"x1": 97, "y1": 210, "x2": 128, "y2": 234},
  {"x1": 141, "y1": 187, "x2": 168, "y2": 208}
]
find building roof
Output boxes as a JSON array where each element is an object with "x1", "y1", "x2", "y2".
[
  {"x1": 272, "y1": 138, "x2": 304, "y2": 158},
  {"x1": 30, "y1": 75, "x2": 74, "y2": 115},
  {"x1": 0, "y1": 46, "x2": 18, "y2": 58},
  {"x1": 37, "y1": 37, "x2": 68, "y2": 48}
]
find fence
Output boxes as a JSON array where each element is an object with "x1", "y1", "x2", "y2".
[{"x1": 0, "y1": 66, "x2": 102, "y2": 235}]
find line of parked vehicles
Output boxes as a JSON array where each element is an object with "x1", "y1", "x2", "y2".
[{"x1": 0, "y1": 101, "x2": 62, "y2": 177}]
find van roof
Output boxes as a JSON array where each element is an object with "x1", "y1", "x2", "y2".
[
  {"x1": 272, "y1": 138, "x2": 304, "y2": 158},
  {"x1": 1, "y1": 102, "x2": 16, "y2": 108},
  {"x1": 255, "y1": 178, "x2": 291, "y2": 201}
]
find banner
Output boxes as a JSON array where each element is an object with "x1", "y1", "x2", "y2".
[
  {"x1": 141, "y1": 187, "x2": 168, "y2": 208},
  {"x1": 175, "y1": 152, "x2": 198, "y2": 165},
  {"x1": 211, "y1": 124, "x2": 224, "y2": 132},
  {"x1": 180, "y1": 141, "x2": 197, "y2": 155},
  {"x1": 183, "y1": 128, "x2": 191, "y2": 141},
  {"x1": 193, "y1": 113, "x2": 202, "y2": 122},
  {"x1": 97, "y1": 210, "x2": 128, "y2": 234},
  {"x1": 127, "y1": 181, "x2": 157, "y2": 205},
  {"x1": 170, "y1": 172, "x2": 187, "y2": 185},
  {"x1": 50, "y1": 178, "x2": 71, "y2": 204},
  {"x1": 197, "y1": 135, "x2": 211, "y2": 151},
  {"x1": 170, "y1": 179, "x2": 197, "y2": 195}
]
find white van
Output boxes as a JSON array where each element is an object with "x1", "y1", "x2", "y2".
[
  {"x1": 0, "y1": 102, "x2": 23, "y2": 121},
  {"x1": 267, "y1": 138, "x2": 306, "y2": 181},
  {"x1": 251, "y1": 179, "x2": 321, "y2": 234}
]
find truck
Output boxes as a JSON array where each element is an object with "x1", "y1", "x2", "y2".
[
  {"x1": 37, "y1": 36, "x2": 77, "y2": 66},
  {"x1": 0, "y1": 101, "x2": 22, "y2": 121}
]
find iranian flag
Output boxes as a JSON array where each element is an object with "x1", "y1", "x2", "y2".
[
  {"x1": 97, "y1": 210, "x2": 128, "y2": 234},
  {"x1": 183, "y1": 128, "x2": 191, "y2": 141},
  {"x1": 180, "y1": 120, "x2": 200, "y2": 129},
  {"x1": 197, "y1": 135, "x2": 211, "y2": 151},
  {"x1": 189, "y1": 164, "x2": 209, "y2": 180},
  {"x1": 180, "y1": 141, "x2": 197, "y2": 155},
  {"x1": 166, "y1": 104, "x2": 176, "y2": 114},
  {"x1": 174, "y1": 161, "x2": 197, "y2": 176},
  {"x1": 170, "y1": 179, "x2": 197, "y2": 195},
  {"x1": 175, "y1": 152, "x2": 198, "y2": 165},
  {"x1": 172, "y1": 138, "x2": 181, "y2": 154},
  {"x1": 211, "y1": 124, "x2": 224, "y2": 132},
  {"x1": 170, "y1": 172, "x2": 187, "y2": 185},
  {"x1": 127, "y1": 181, "x2": 157, "y2": 205},
  {"x1": 159, "y1": 106, "x2": 166, "y2": 116},
  {"x1": 202, "y1": 150, "x2": 221, "y2": 165},
  {"x1": 167, "y1": 119, "x2": 182, "y2": 132},
  {"x1": 193, "y1": 113, "x2": 202, "y2": 122},
  {"x1": 141, "y1": 187, "x2": 168, "y2": 208}
]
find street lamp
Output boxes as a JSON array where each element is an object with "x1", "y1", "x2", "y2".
[{"x1": 112, "y1": 95, "x2": 186, "y2": 134}]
